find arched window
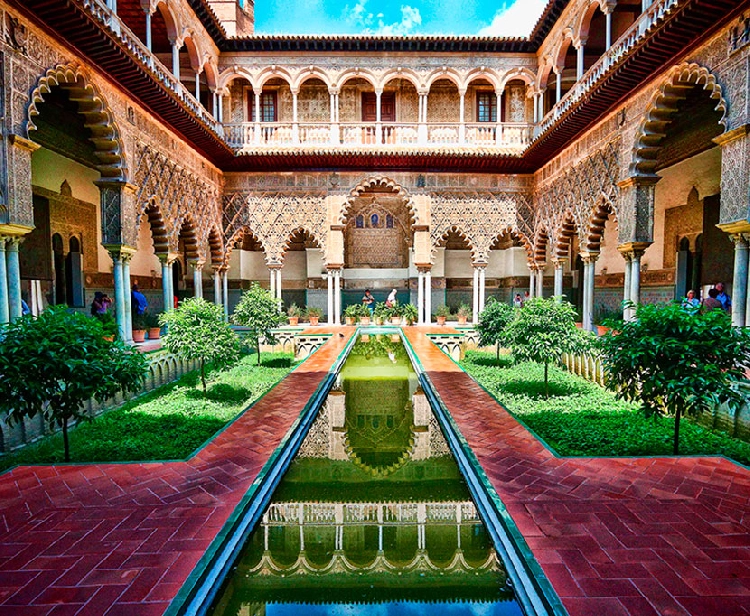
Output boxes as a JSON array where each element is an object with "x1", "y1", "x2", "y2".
[
  {"x1": 386, "y1": 214, "x2": 394, "y2": 229},
  {"x1": 370, "y1": 213, "x2": 379, "y2": 227},
  {"x1": 66, "y1": 235, "x2": 84, "y2": 307},
  {"x1": 355, "y1": 214, "x2": 364, "y2": 228}
]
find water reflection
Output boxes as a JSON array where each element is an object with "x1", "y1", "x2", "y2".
[{"x1": 210, "y1": 335, "x2": 522, "y2": 616}]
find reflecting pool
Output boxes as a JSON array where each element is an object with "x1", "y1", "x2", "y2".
[{"x1": 209, "y1": 334, "x2": 523, "y2": 616}]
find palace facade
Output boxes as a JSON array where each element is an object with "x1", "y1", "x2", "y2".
[{"x1": 0, "y1": 0, "x2": 748, "y2": 339}]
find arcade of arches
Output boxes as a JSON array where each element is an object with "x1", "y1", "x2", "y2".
[{"x1": 1, "y1": 2, "x2": 749, "y2": 342}]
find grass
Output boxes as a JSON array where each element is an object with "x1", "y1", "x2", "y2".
[
  {"x1": 461, "y1": 350, "x2": 750, "y2": 467},
  {"x1": 0, "y1": 353, "x2": 296, "y2": 472}
]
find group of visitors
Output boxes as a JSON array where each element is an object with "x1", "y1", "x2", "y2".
[
  {"x1": 682, "y1": 282, "x2": 732, "y2": 313},
  {"x1": 361, "y1": 289, "x2": 399, "y2": 314},
  {"x1": 513, "y1": 292, "x2": 530, "y2": 308},
  {"x1": 89, "y1": 284, "x2": 149, "y2": 318}
]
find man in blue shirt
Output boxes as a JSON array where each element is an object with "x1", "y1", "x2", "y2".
[
  {"x1": 132, "y1": 284, "x2": 148, "y2": 315},
  {"x1": 715, "y1": 282, "x2": 731, "y2": 313}
]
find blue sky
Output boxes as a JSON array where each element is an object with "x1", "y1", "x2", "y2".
[{"x1": 253, "y1": 0, "x2": 548, "y2": 37}]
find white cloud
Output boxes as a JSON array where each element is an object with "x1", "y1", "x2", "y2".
[
  {"x1": 477, "y1": 0, "x2": 547, "y2": 37},
  {"x1": 345, "y1": 0, "x2": 423, "y2": 35}
]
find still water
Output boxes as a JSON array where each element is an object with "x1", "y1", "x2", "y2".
[{"x1": 210, "y1": 334, "x2": 523, "y2": 616}]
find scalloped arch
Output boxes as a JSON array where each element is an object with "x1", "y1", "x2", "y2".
[
  {"x1": 583, "y1": 196, "x2": 617, "y2": 252},
  {"x1": 281, "y1": 226, "x2": 323, "y2": 260},
  {"x1": 27, "y1": 64, "x2": 128, "y2": 181},
  {"x1": 490, "y1": 226, "x2": 535, "y2": 265},
  {"x1": 223, "y1": 226, "x2": 266, "y2": 267},
  {"x1": 631, "y1": 63, "x2": 728, "y2": 177},
  {"x1": 434, "y1": 224, "x2": 479, "y2": 262},
  {"x1": 340, "y1": 176, "x2": 419, "y2": 226}
]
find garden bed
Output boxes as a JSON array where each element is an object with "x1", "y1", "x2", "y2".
[
  {"x1": 0, "y1": 353, "x2": 296, "y2": 472},
  {"x1": 461, "y1": 350, "x2": 750, "y2": 467}
]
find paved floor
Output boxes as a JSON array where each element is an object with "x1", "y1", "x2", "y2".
[{"x1": 0, "y1": 327, "x2": 748, "y2": 615}]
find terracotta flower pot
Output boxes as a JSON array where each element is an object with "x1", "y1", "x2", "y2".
[
  {"x1": 345, "y1": 316, "x2": 356, "y2": 326},
  {"x1": 309, "y1": 316, "x2": 319, "y2": 326},
  {"x1": 360, "y1": 316, "x2": 371, "y2": 326},
  {"x1": 437, "y1": 316, "x2": 447, "y2": 326},
  {"x1": 391, "y1": 316, "x2": 401, "y2": 325},
  {"x1": 288, "y1": 317, "x2": 299, "y2": 326},
  {"x1": 132, "y1": 329, "x2": 146, "y2": 343},
  {"x1": 148, "y1": 327, "x2": 161, "y2": 340},
  {"x1": 458, "y1": 316, "x2": 468, "y2": 325}
]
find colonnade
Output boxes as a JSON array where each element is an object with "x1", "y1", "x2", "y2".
[{"x1": 0, "y1": 235, "x2": 23, "y2": 325}]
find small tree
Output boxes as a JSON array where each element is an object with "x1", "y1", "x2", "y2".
[
  {"x1": 232, "y1": 283, "x2": 286, "y2": 365},
  {"x1": 161, "y1": 297, "x2": 240, "y2": 392},
  {"x1": 476, "y1": 297, "x2": 516, "y2": 365},
  {"x1": 0, "y1": 306, "x2": 147, "y2": 461},
  {"x1": 598, "y1": 302, "x2": 750, "y2": 454},
  {"x1": 503, "y1": 297, "x2": 590, "y2": 398}
]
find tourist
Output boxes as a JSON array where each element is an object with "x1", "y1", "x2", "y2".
[
  {"x1": 681, "y1": 289, "x2": 700, "y2": 312},
  {"x1": 132, "y1": 284, "x2": 148, "y2": 315},
  {"x1": 91, "y1": 291, "x2": 112, "y2": 316},
  {"x1": 385, "y1": 289, "x2": 397, "y2": 308},
  {"x1": 513, "y1": 293, "x2": 524, "y2": 308},
  {"x1": 715, "y1": 282, "x2": 731, "y2": 312},
  {"x1": 523, "y1": 291, "x2": 530, "y2": 306},
  {"x1": 701, "y1": 288, "x2": 723, "y2": 312},
  {"x1": 362, "y1": 289, "x2": 375, "y2": 314}
]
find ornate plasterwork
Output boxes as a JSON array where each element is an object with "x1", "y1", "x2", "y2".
[
  {"x1": 430, "y1": 191, "x2": 533, "y2": 263},
  {"x1": 223, "y1": 191, "x2": 328, "y2": 265},
  {"x1": 340, "y1": 176, "x2": 418, "y2": 226}
]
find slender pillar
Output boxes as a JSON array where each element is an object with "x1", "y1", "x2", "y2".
[
  {"x1": 576, "y1": 43, "x2": 585, "y2": 80},
  {"x1": 144, "y1": 10, "x2": 152, "y2": 51},
  {"x1": 6, "y1": 239, "x2": 22, "y2": 320},
  {"x1": 292, "y1": 90, "x2": 299, "y2": 144},
  {"x1": 110, "y1": 252, "x2": 127, "y2": 340},
  {"x1": 605, "y1": 11, "x2": 612, "y2": 49},
  {"x1": 630, "y1": 252, "x2": 642, "y2": 316},
  {"x1": 0, "y1": 239, "x2": 8, "y2": 324},
  {"x1": 553, "y1": 259, "x2": 564, "y2": 300},
  {"x1": 555, "y1": 69, "x2": 562, "y2": 103},
  {"x1": 123, "y1": 255, "x2": 133, "y2": 342},
  {"x1": 270, "y1": 268, "x2": 276, "y2": 298},
  {"x1": 425, "y1": 270, "x2": 432, "y2": 324},
  {"x1": 171, "y1": 41, "x2": 180, "y2": 80},
  {"x1": 334, "y1": 269, "x2": 341, "y2": 326},
  {"x1": 214, "y1": 269, "x2": 221, "y2": 306},
  {"x1": 222, "y1": 271, "x2": 229, "y2": 321},
  {"x1": 327, "y1": 271, "x2": 334, "y2": 325},
  {"x1": 472, "y1": 267, "x2": 479, "y2": 324},
  {"x1": 193, "y1": 263, "x2": 203, "y2": 298},
  {"x1": 417, "y1": 270, "x2": 425, "y2": 325},
  {"x1": 254, "y1": 90, "x2": 262, "y2": 143},
  {"x1": 161, "y1": 258, "x2": 171, "y2": 312},
  {"x1": 581, "y1": 254, "x2": 598, "y2": 332},
  {"x1": 478, "y1": 267, "x2": 486, "y2": 314},
  {"x1": 529, "y1": 267, "x2": 536, "y2": 298},
  {"x1": 167, "y1": 261, "x2": 175, "y2": 311},
  {"x1": 731, "y1": 234, "x2": 749, "y2": 327},
  {"x1": 217, "y1": 92, "x2": 224, "y2": 122},
  {"x1": 276, "y1": 269, "x2": 282, "y2": 302},
  {"x1": 459, "y1": 91, "x2": 466, "y2": 144},
  {"x1": 375, "y1": 90, "x2": 383, "y2": 145},
  {"x1": 536, "y1": 265, "x2": 544, "y2": 298},
  {"x1": 622, "y1": 252, "x2": 632, "y2": 320}
]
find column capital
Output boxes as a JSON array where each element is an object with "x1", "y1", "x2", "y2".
[
  {"x1": 326, "y1": 263, "x2": 344, "y2": 272},
  {"x1": 0, "y1": 223, "x2": 34, "y2": 238},
  {"x1": 712, "y1": 123, "x2": 750, "y2": 147},
  {"x1": 617, "y1": 241, "x2": 651, "y2": 258},
  {"x1": 580, "y1": 251, "x2": 600, "y2": 264},
  {"x1": 551, "y1": 257, "x2": 567, "y2": 268},
  {"x1": 415, "y1": 264, "x2": 432, "y2": 273},
  {"x1": 730, "y1": 233, "x2": 750, "y2": 248},
  {"x1": 471, "y1": 262, "x2": 488, "y2": 270},
  {"x1": 717, "y1": 220, "x2": 750, "y2": 235},
  {"x1": 104, "y1": 244, "x2": 137, "y2": 259},
  {"x1": 7, "y1": 133, "x2": 42, "y2": 154},
  {"x1": 158, "y1": 251, "x2": 180, "y2": 265},
  {"x1": 617, "y1": 175, "x2": 660, "y2": 189},
  {"x1": 267, "y1": 262, "x2": 283, "y2": 271}
]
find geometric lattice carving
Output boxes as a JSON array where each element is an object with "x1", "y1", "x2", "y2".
[{"x1": 223, "y1": 191, "x2": 328, "y2": 264}]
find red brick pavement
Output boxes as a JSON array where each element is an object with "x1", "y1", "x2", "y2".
[
  {"x1": 404, "y1": 328, "x2": 750, "y2": 616},
  {"x1": 0, "y1": 329, "x2": 355, "y2": 615}
]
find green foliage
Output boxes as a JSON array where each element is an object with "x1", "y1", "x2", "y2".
[
  {"x1": 233, "y1": 283, "x2": 287, "y2": 365},
  {"x1": 401, "y1": 303, "x2": 418, "y2": 325},
  {"x1": 132, "y1": 311, "x2": 148, "y2": 330},
  {"x1": 385, "y1": 300, "x2": 402, "y2": 319},
  {"x1": 286, "y1": 302, "x2": 302, "y2": 318},
  {"x1": 598, "y1": 302, "x2": 750, "y2": 454},
  {"x1": 503, "y1": 297, "x2": 591, "y2": 397},
  {"x1": 373, "y1": 302, "x2": 389, "y2": 319},
  {"x1": 0, "y1": 306, "x2": 147, "y2": 461},
  {"x1": 142, "y1": 311, "x2": 161, "y2": 329},
  {"x1": 344, "y1": 303, "x2": 363, "y2": 318},
  {"x1": 305, "y1": 306, "x2": 323, "y2": 319},
  {"x1": 435, "y1": 304, "x2": 451, "y2": 318},
  {"x1": 161, "y1": 297, "x2": 240, "y2": 391},
  {"x1": 476, "y1": 297, "x2": 515, "y2": 364},
  {"x1": 0, "y1": 353, "x2": 295, "y2": 470},
  {"x1": 94, "y1": 310, "x2": 118, "y2": 337},
  {"x1": 461, "y1": 351, "x2": 750, "y2": 466},
  {"x1": 457, "y1": 303, "x2": 472, "y2": 319}
]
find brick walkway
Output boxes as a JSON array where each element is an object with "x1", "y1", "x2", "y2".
[
  {"x1": 1, "y1": 328, "x2": 749, "y2": 615},
  {"x1": 404, "y1": 328, "x2": 750, "y2": 616},
  {"x1": 0, "y1": 329, "x2": 354, "y2": 616}
]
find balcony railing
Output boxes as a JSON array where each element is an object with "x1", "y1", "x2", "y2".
[
  {"x1": 537, "y1": 0, "x2": 681, "y2": 137},
  {"x1": 79, "y1": 0, "x2": 224, "y2": 138},
  {"x1": 225, "y1": 121, "x2": 533, "y2": 150}
]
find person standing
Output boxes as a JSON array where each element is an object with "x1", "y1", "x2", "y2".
[
  {"x1": 681, "y1": 289, "x2": 700, "y2": 312},
  {"x1": 362, "y1": 289, "x2": 375, "y2": 315},
  {"x1": 385, "y1": 289, "x2": 397, "y2": 308},
  {"x1": 513, "y1": 293, "x2": 524, "y2": 308},
  {"x1": 132, "y1": 284, "x2": 148, "y2": 315},
  {"x1": 702, "y1": 288, "x2": 723, "y2": 312},
  {"x1": 715, "y1": 282, "x2": 731, "y2": 312}
]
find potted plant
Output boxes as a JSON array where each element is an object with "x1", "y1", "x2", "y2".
[
  {"x1": 359, "y1": 303, "x2": 371, "y2": 326},
  {"x1": 402, "y1": 303, "x2": 418, "y2": 325},
  {"x1": 95, "y1": 311, "x2": 117, "y2": 341},
  {"x1": 305, "y1": 306, "x2": 323, "y2": 326},
  {"x1": 456, "y1": 303, "x2": 471, "y2": 325},
  {"x1": 388, "y1": 301, "x2": 402, "y2": 326},
  {"x1": 287, "y1": 302, "x2": 301, "y2": 326},
  {"x1": 435, "y1": 304, "x2": 451, "y2": 326},
  {"x1": 144, "y1": 311, "x2": 162, "y2": 340},
  {"x1": 374, "y1": 302, "x2": 388, "y2": 326},
  {"x1": 344, "y1": 304, "x2": 360, "y2": 326},
  {"x1": 132, "y1": 312, "x2": 147, "y2": 343}
]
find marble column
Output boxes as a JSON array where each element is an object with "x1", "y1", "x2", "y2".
[
  {"x1": 629, "y1": 252, "x2": 642, "y2": 316},
  {"x1": 327, "y1": 271, "x2": 334, "y2": 325},
  {"x1": 144, "y1": 9, "x2": 152, "y2": 51},
  {"x1": 417, "y1": 270, "x2": 425, "y2": 325},
  {"x1": 122, "y1": 254, "x2": 133, "y2": 343},
  {"x1": 478, "y1": 267, "x2": 486, "y2": 314},
  {"x1": 334, "y1": 269, "x2": 342, "y2": 325},
  {"x1": 171, "y1": 41, "x2": 180, "y2": 80},
  {"x1": 161, "y1": 257, "x2": 171, "y2": 312},
  {"x1": 553, "y1": 259, "x2": 564, "y2": 300},
  {"x1": 214, "y1": 269, "x2": 221, "y2": 306},
  {"x1": 270, "y1": 268, "x2": 276, "y2": 299},
  {"x1": 276, "y1": 269, "x2": 282, "y2": 302},
  {"x1": 222, "y1": 271, "x2": 229, "y2": 321},
  {"x1": 0, "y1": 239, "x2": 8, "y2": 324},
  {"x1": 535, "y1": 264, "x2": 544, "y2": 299},
  {"x1": 622, "y1": 252, "x2": 632, "y2": 320},
  {"x1": 110, "y1": 251, "x2": 127, "y2": 340},
  {"x1": 529, "y1": 267, "x2": 536, "y2": 299},
  {"x1": 193, "y1": 262, "x2": 203, "y2": 298},
  {"x1": 425, "y1": 270, "x2": 432, "y2": 324},
  {"x1": 581, "y1": 253, "x2": 598, "y2": 332},
  {"x1": 6, "y1": 238, "x2": 21, "y2": 320},
  {"x1": 731, "y1": 234, "x2": 749, "y2": 327},
  {"x1": 472, "y1": 267, "x2": 479, "y2": 324}
]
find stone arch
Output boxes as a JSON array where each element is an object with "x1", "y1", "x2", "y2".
[
  {"x1": 181, "y1": 33, "x2": 202, "y2": 72},
  {"x1": 554, "y1": 212, "x2": 578, "y2": 258},
  {"x1": 153, "y1": 0, "x2": 180, "y2": 42},
  {"x1": 223, "y1": 226, "x2": 266, "y2": 266},
  {"x1": 435, "y1": 225, "x2": 479, "y2": 263},
  {"x1": 141, "y1": 199, "x2": 170, "y2": 255},
  {"x1": 490, "y1": 226, "x2": 535, "y2": 264},
  {"x1": 582, "y1": 197, "x2": 617, "y2": 253},
  {"x1": 499, "y1": 68, "x2": 536, "y2": 92},
  {"x1": 293, "y1": 67, "x2": 332, "y2": 90},
  {"x1": 255, "y1": 66, "x2": 294, "y2": 90},
  {"x1": 176, "y1": 214, "x2": 200, "y2": 261},
  {"x1": 339, "y1": 176, "x2": 419, "y2": 226},
  {"x1": 281, "y1": 226, "x2": 323, "y2": 258},
  {"x1": 630, "y1": 63, "x2": 728, "y2": 176},
  {"x1": 217, "y1": 67, "x2": 253, "y2": 91},
  {"x1": 380, "y1": 68, "x2": 422, "y2": 91},
  {"x1": 204, "y1": 225, "x2": 224, "y2": 267},
  {"x1": 335, "y1": 68, "x2": 379, "y2": 90},
  {"x1": 203, "y1": 60, "x2": 219, "y2": 90},
  {"x1": 533, "y1": 226, "x2": 550, "y2": 264},
  {"x1": 552, "y1": 31, "x2": 575, "y2": 70},
  {"x1": 27, "y1": 64, "x2": 128, "y2": 181},
  {"x1": 425, "y1": 68, "x2": 463, "y2": 91},
  {"x1": 576, "y1": 0, "x2": 606, "y2": 43},
  {"x1": 464, "y1": 68, "x2": 500, "y2": 91}
]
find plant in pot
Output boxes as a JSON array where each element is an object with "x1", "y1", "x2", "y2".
[
  {"x1": 344, "y1": 304, "x2": 360, "y2": 326},
  {"x1": 143, "y1": 311, "x2": 162, "y2": 340},
  {"x1": 373, "y1": 302, "x2": 388, "y2": 326},
  {"x1": 388, "y1": 301, "x2": 402, "y2": 325},
  {"x1": 402, "y1": 303, "x2": 418, "y2": 325},
  {"x1": 287, "y1": 302, "x2": 302, "y2": 326},
  {"x1": 131, "y1": 312, "x2": 147, "y2": 343},
  {"x1": 456, "y1": 303, "x2": 471, "y2": 325},
  {"x1": 95, "y1": 311, "x2": 118, "y2": 341},
  {"x1": 358, "y1": 303, "x2": 372, "y2": 326},
  {"x1": 435, "y1": 304, "x2": 451, "y2": 326},
  {"x1": 305, "y1": 306, "x2": 323, "y2": 326}
]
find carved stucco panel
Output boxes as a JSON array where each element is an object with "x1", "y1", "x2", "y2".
[{"x1": 718, "y1": 132, "x2": 750, "y2": 225}]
